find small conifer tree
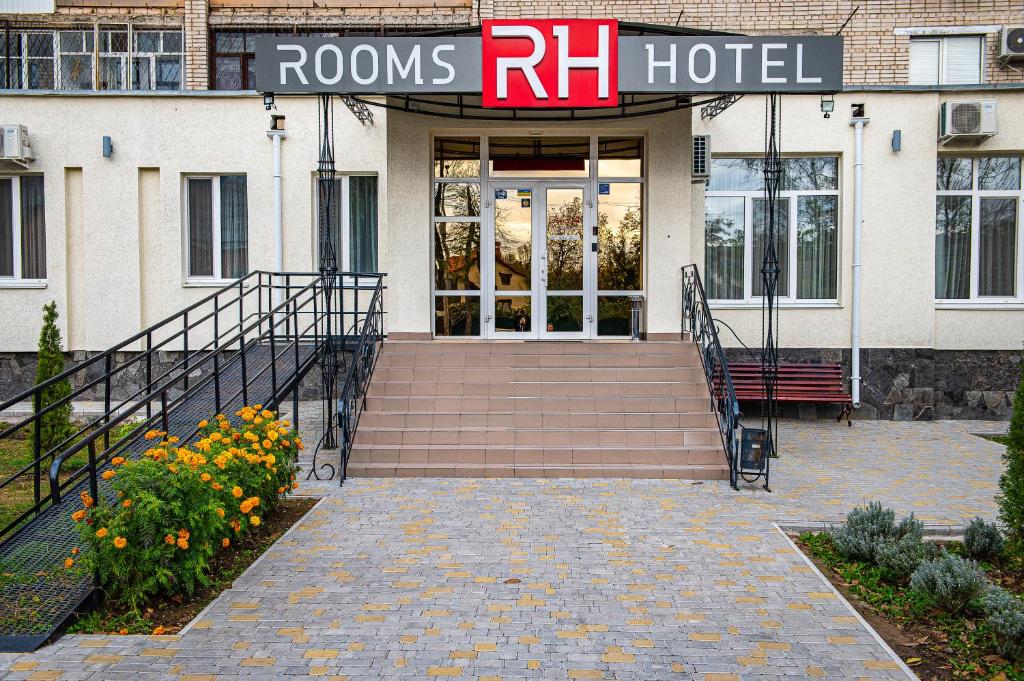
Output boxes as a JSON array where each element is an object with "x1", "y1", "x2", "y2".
[
  {"x1": 32, "y1": 302, "x2": 73, "y2": 457},
  {"x1": 999, "y1": 356, "x2": 1024, "y2": 551}
]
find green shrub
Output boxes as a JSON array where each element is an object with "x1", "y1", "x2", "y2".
[
  {"x1": 32, "y1": 302, "x2": 73, "y2": 457},
  {"x1": 999, "y1": 357, "x2": 1024, "y2": 551},
  {"x1": 909, "y1": 552, "x2": 988, "y2": 614},
  {"x1": 831, "y1": 501, "x2": 928, "y2": 578},
  {"x1": 981, "y1": 587, "x2": 1024, "y2": 660},
  {"x1": 68, "y1": 405, "x2": 302, "y2": 613},
  {"x1": 962, "y1": 516, "x2": 1004, "y2": 561}
]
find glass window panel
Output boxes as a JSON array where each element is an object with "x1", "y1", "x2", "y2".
[
  {"x1": 753, "y1": 198, "x2": 789, "y2": 297},
  {"x1": 935, "y1": 195, "x2": 972, "y2": 299},
  {"x1": 433, "y1": 137, "x2": 480, "y2": 178},
  {"x1": 59, "y1": 55, "x2": 92, "y2": 89},
  {"x1": 97, "y1": 56, "x2": 123, "y2": 90},
  {"x1": 433, "y1": 182, "x2": 480, "y2": 218},
  {"x1": 796, "y1": 195, "x2": 838, "y2": 299},
  {"x1": 59, "y1": 31, "x2": 83, "y2": 53},
  {"x1": 162, "y1": 32, "x2": 182, "y2": 52},
  {"x1": 489, "y1": 137, "x2": 589, "y2": 178},
  {"x1": 349, "y1": 175, "x2": 378, "y2": 272},
  {"x1": 107, "y1": 31, "x2": 128, "y2": 53},
  {"x1": 784, "y1": 157, "x2": 837, "y2": 190},
  {"x1": 597, "y1": 137, "x2": 643, "y2": 177},
  {"x1": 979, "y1": 198, "x2": 1017, "y2": 297},
  {"x1": 245, "y1": 58, "x2": 256, "y2": 89},
  {"x1": 597, "y1": 296, "x2": 631, "y2": 336},
  {"x1": 320, "y1": 178, "x2": 342, "y2": 267},
  {"x1": 493, "y1": 193, "x2": 531, "y2": 291},
  {"x1": 546, "y1": 189, "x2": 584, "y2": 290},
  {"x1": 0, "y1": 179, "x2": 13, "y2": 276},
  {"x1": 434, "y1": 221, "x2": 480, "y2": 291},
  {"x1": 215, "y1": 32, "x2": 245, "y2": 53},
  {"x1": 26, "y1": 33, "x2": 53, "y2": 58},
  {"x1": 219, "y1": 175, "x2": 248, "y2": 279},
  {"x1": 187, "y1": 178, "x2": 214, "y2": 277},
  {"x1": 27, "y1": 58, "x2": 54, "y2": 89},
  {"x1": 494, "y1": 295, "x2": 532, "y2": 333},
  {"x1": 937, "y1": 157, "x2": 972, "y2": 190},
  {"x1": 434, "y1": 296, "x2": 480, "y2": 336},
  {"x1": 704, "y1": 196, "x2": 744, "y2": 300},
  {"x1": 135, "y1": 31, "x2": 160, "y2": 52},
  {"x1": 708, "y1": 158, "x2": 763, "y2": 192},
  {"x1": 546, "y1": 296, "x2": 584, "y2": 332},
  {"x1": 2, "y1": 57, "x2": 24, "y2": 88},
  {"x1": 214, "y1": 56, "x2": 242, "y2": 90},
  {"x1": 132, "y1": 57, "x2": 151, "y2": 90},
  {"x1": 978, "y1": 157, "x2": 1021, "y2": 191},
  {"x1": 597, "y1": 183, "x2": 642, "y2": 290},
  {"x1": 155, "y1": 56, "x2": 181, "y2": 90},
  {"x1": 20, "y1": 176, "x2": 45, "y2": 279}
]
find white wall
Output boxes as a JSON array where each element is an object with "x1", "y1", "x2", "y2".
[{"x1": 693, "y1": 89, "x2": 1024, "y2": 351}]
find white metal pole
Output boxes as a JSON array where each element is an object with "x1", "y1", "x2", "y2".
[
  {"x1": 849, "y1": 115, "x2": 869, "y2": 408},
  {"x1": 267, "y1": 128, "x2": 286, "y2": 311}
]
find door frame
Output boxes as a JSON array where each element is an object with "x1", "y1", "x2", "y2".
[{"x1": 535, "y1": 181, "x2": 593, "y2": 340}]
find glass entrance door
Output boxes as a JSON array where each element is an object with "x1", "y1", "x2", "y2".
[{"x1": 486, "y1": 182, "x2": 593, "y2": 339}]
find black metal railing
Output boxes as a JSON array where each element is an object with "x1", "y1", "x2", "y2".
[
  {"x1": 307, "y1": 274, "x2": 385, "y2": 484},
  {"x1": 681, "y1": 264, "x2": 742, "y2": 489},
  {"x1": 0, "y1": 271, "x2": 383, "y2": 547}
]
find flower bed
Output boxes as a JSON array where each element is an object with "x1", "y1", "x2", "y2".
[
  {"x1": 68, "y1": 406, "x2": 303, "y2": 614},
  {"x1": 796, "y1": 504, "x2": 1024, "y2": 680}
]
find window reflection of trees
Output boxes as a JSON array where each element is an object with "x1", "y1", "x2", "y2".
[{"x1": 546, "y1": 195, "x2": 584, "y2": 291}]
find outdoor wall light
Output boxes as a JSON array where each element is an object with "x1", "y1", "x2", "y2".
[
  {"x1": 102, "y1": 135, "x2": 113, "y2": 158},
  {"x1": 820, "y1": 94, "x2": 834, "y2": 118},
  {"x1": 263, "y1": 93, "x2": 276, "y2": 111}
]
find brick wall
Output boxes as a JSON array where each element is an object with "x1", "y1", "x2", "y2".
[{"x1": 184, "y1": 0, "x2": 208, "y2": 90}]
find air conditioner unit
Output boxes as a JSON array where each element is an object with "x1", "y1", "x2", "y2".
[
  {"x1": 999, "y1": 26, "x2": 1024, "y2": 60},
  {"x1": 0, "y1": 124, "x2": 35, "y2": 169},
  {"x1": 938, "y1": 100, "x2": 997, "y2": 142},
  {"x1": 692, "y1": 135, "x2": 710, "y2": 181}
]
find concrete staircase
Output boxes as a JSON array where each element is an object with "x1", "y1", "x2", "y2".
[{"x1": 347, "y1": 340, "x2": 729, "y2": 479}]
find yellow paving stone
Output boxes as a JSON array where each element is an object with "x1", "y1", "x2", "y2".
[
  {"x1": 689, "y1": 633, "x2": 721, "y2": 642},
  {"x1": 78, "y1": 639, "x2": 109, "y2": 648},
  {"x1": 807, "y1": 592, "x2": 835, "y2": 600},
  {"x1": 727, "y1": 626, "x2": 741, "y2": 635},
  {"x1": 142, "y1": 648, "x2": 179, "y2": 657},
  {"x1": 674, "y1": 612, "x2": 706, "y2": 622},
  {"x1": 474, "y1": 642, "x2": 497, "y2": 652},
  {"x1": 632, "y1": 639, "x2": 654, "y2": 648},
  {"x1": 179, "y1": 675, "x2": 217, "y2": 681},
  {"x1": 423, "y1": 609, "x2": 451, "y2": 617},
  {"x1": 557, "y1": 629, "x2": 586, "y2": 638},
  {"x1": 346, "y1": 643, "x2": 365, "y2": 652},
  {"x1": 487, "y1": 604, "x2": 511, "y2": 612},
  {"x1": 517, "y1": 595, "x2": 545, "y2": 606},
  {"x1": 394, "y1": 658, "x2": 407, "y2": 668},
  {"x1": 479, "y1": 677, "x2": 502, "y2": 681},
  {"x1": 27, "y1": 673, "x2": 64, "y2": 681},
  {"x1": 474, "y1": 576, "x2": 497, "y2": 583},
  {"x1": 756, "y1": 642, "x2": 791, "y2": 651},
  {"x1": 356, "y1": 615, "x2": 385, "y2": 623},
  {"x1": 310, "y1": 666, "x2": 329, "y2": 676},
  {"x1": 568, "y1": 670, "x2": 604, "y2": 679},
  {"x1": 703, "y1": 675, "x2": 741, "y2": 681},
  {"x1": 240, "y1": 657, "x2": 277, "y2": 667},
  {"x1": 805, "y1": 666, "x2": 826, "y2": 677},
  {"x1": 519, "y1": 635, "x2": 540, "y2": 644},
  {"x1": 760, "y1": 620, "x2": 782, "y2": 628},
  {"x1": 832, "y1": 616, "x2": 859, "y2": 624},
  {"x1": 392, "y1": 581, "x2": 420, "y2": 588},
  {"x1": 527, "y1": 660, "x2": 541, "y2": 670},
  {"x1": 458, "y1": 621, "x2": 475, "y2": 630},
  {"x1": 190, "y1": 620, "x2": 212, "y2": 629},
  {"x1": 228, "y1": 614, "x2": 259, "y2": 622},
  {"x1": 449, "y1": 651, "x2": 477, "y2": 660},
  {"x1": 232, "y1": 641, "x2": 251, "y2": 650},
  {"x1": 362, "y1": 603, "x2": 390, "y2": 611},
  {"x1": 400, "y1": 635, "x2": 419, "y2": 644},
  {"x1": 863, "y1": 660, "x2": 900, "y2": 670},
  {"x1": 737, "y1": 656, "x2": 766, "y2": 666},
  {"x1": 231, "y1": 601, "x2": 261, "y2": 609},
  {"x1": 788, "y1": 603, "x2": 813, "y2": 610},
  {"x1": 628, "y1": 618, "x2": 654, "y2": 626},
  {"x1": 671, "y1": 662, "x2": 686, "y2": 672},
  {"x1": 735, "y1": 596, "x2": 764, "y2": 604},
  {"x1": 84, "y1": 654, "x2": 123, "y2": 664},
  {"x1": 11, "y1": 662, "x2": 38, "y2": 671},
  {"x1": 490, "y1": 616, "x2": 512, "y2": 624},
  {"x1": 427, "y1": 666, "x2": 464, "y2": 676}
]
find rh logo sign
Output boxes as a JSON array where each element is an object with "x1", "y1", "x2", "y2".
[{"x1": 482, "y1": 19, "x2": 619, "y2": 108}]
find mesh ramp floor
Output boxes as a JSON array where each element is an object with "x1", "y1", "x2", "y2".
[{"x1": 0, "y1": 342, "x2": 318, "y2": 651}]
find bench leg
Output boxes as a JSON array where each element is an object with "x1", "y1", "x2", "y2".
[{"x1": 836, "y1": 404, "x2": 852, "y2": 427}]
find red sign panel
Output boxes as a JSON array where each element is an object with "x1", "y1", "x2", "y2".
[{"x1": 482, "y1": 19, "x2": 619, "y2": 108}]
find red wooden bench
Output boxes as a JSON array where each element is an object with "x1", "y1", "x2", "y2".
[{"x1": 721, "y1": 362, "x2": 853, "y2": 426}]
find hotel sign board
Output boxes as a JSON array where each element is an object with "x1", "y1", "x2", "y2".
[{"x1": 255, "y1": 19, "x2": 842, "y2": 107}]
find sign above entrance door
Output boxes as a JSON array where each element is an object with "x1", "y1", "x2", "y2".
[{"x1": 254, "y1": 20, "x2": 843, "y2": 104}]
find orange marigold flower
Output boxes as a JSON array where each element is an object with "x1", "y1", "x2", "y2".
[
  {"x1": 71, "y1": 509, "x2": 87, "y2": 522},
  {"x1": 122, "y1": 499, "x2": 132, "y2": 508},
  {"x1": 281, "y1": 439, "x2": 290, "y2": 447},
  {"x1": 239, "y1": 500, "x2": 253, "y2": 514},
  {"x1": 113, "y1": 536, "x2": 127, "y2": 549},
  {"x1": 144, "y1": 429, "x2": 159, "y2": 440},
  {"x1": 198, "y1": 419, "x2": 209, "y2": 428},
  {"x1": 164, "y1": 534, "x2": 175, "y2": 545},
  {"x1": 212, "y1": 483, "x2": 224, "y2": 491},
  {"x1": 261, "y1": 439, "x2": 272, "y2": 450},
  {"x1": 152, "y1": 625, "x2": 166, "y2": 636},
  {"x1": 176, "y1": 537, "x2": 189, "y2": 550},
  {"x1": 222, "y1": 538, "x2": 230, "y2": 548},
  {"x1": 277, "y1": 486, "x2": 286, "y2": 494},
  {"x1": 178, "y1": 528, "x2": 190, "y2": 540},
  {"x1": 71, "y1": 547, "x2": 80, "y2": 555},
  {"x1": 168, "y1": 436, "x2": 180, "y2": 444},
  {"x1": 200, "y1": 473, "x2": 212, "y2": 482},
  {"x1": 118, "y1": 628, "x2": 128, "y2": 635},
  {"x1": 64, "y1": 557, "x2": 75, "y2": 569},
  {"x1": 249, "y1": 515, "x2": 261, "y2": 527},
  {"x1": 95, "y1": 527, "x2": 109, "y2": 539},
  {"x1": 232, "y1": 486, "x2": 243, "y2": 498},
  {"x1": 216, "y1": 508, "x2": 225, "y2": 518},
  {"x1": 167, "y1": 463, "x2": 179, "y2": 474},
  {"x1": 111, "y1": 456, "x2": 125, "y2": 466},
  {"x1": 220, "y1": 420, "x2": 231, "y2": 431},
  {"x1": 231, "y1": 519, "x2": 241, "y2": 532},
  {"x1": 80, "y1": 491, "x2": 95, "y2": 508},
  {"x1": 292, "y1": 482, "x2": 299, "y2": 490}
]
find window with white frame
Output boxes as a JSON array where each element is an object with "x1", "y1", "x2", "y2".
[
  {"x1": 0, "y1": 28, "x2": 183, "y2": 90},
  {"x1": 316, "y1": 175, "x2": 379, "y2": 272},
  {"x1": 185, "y1": 175, "x2": 248, "y2": 281},
  {"x1": 704, "y1": 157, "x2": 839, "y2": 303},
  {"x1": 909, "y1": 36, "x2": 984, "y2": 85},
  {"x1": 0, "y1": 176, "x2": 47, "y2": 281},
  {"x1": 935, "y1": 156, "x2": 1022, "y2": 302}
]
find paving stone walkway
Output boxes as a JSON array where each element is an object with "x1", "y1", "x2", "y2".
[{"x1": 0, "y1": 417, "x2": 1007, "y2": 680}]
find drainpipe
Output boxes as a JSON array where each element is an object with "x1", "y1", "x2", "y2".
[
  {"x1": 267, "y1": 125, "x2": 287, "y2": 310},
  {"x1": 849, "y1": 114, "x2": 869, "y2": 409}
]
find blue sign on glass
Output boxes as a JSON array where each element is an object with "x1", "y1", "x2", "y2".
[
  {"x1": 599, "y1": 183, "x2": 611, "y2": 195},
  {"x1": 495, "y1": 189, "x2": 507, "y2": 199}
]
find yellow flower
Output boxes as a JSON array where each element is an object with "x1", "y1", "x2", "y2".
[
  {"x1": 210, "y1": 432, "x2": 222, "y2": 442},
  {"x1": 71, "y1": 509, "x2": 87, "y2": 522},
  {"x1": 101, "y1": 470, "x2": 116, "y2": 481},
  {"x1": 219, "y1": 420, "x2": 231, "y2": 431},
  {"x1": 152, "y1": 625, "x2": 166, "y2": 636},
  {"x1": 176, "y1": 537, "x2": 189, "y2": 550},
  {"x1": 198, "y1": 419, "x2": 209, "y2": 428},
  {"x1": 254, "y1": 404, "x2": 263, "y2": 410},
  {"x1": 164, "y1": 534, "x2": 175, "y2": 545},
  {"x1": 232, "y1": 486, "x2": 243, "y2": 498},
  {"x1": 111, "y1": 456, "x2": 125, "y2": 466},
  {"x1": 222, "y1": 538, "x2": 230, "y2": 548},
  {"x1": 64, "y1": 557, "x2": 75, "y2": 569},
  {"x1": 178, "y1": 528, "x2": 190, "y2": 540},
  {"x1": 239, "y1": 500, "x2": 253, "y2": 514},
  {"x1": 113, "y1": 536, "x2": 127, "y2": 549},
  {"x1": 167, "y1": 463, "x2": 179, "y2": 474},
  {"x1": 168, "y1": 436, "x2": 180, "y2": 444},
  {"x1": 249, "y1": 515, "x2": 261, "y2": 527},
  {"x1": 262, "y1": 439, "x2": 273, "y2": 450},
  {"x1": 122, "y1": 499, "x2": 132, "y2": 508},
  {"x1": 200, "y1": 472, "x2": 212, "y2": 482},
  {"x1": 144, "y1": 429, "x2": 160, "y2": 440},
  {"x1": 216, "y1": 508, "x2": 225, "y2": 518},
  {"x1": 212, "y1": 482, "x2": 224, "y2": 491},
  {"x1": 230, "y1": 519, "x2": 241, "y2": 532},
  {"x1": 95, "y1": 527, "x2": 109, "y2": 539},
  {"x1": 254, "y1": 416, "x2": 263, "y2": 425}
]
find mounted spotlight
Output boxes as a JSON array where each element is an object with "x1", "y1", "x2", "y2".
[
  {"x1": 820, "y1": 94, "x2": 835, "y2": 119},
  {"x1": 264, "y1": 93, "x2": 276, "y2": 111}
]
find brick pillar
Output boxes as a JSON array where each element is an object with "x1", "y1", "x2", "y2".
[{"x1": 184, "y1": 0, "x2": 209, "y2": 91}]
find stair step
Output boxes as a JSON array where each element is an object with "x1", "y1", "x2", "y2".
[
  {"x1": 371, "y1": 367, "x2": 706, "y2": 382},
  {"x1": 346, "y1": 462, "x2": 729, "y2": 480},
  {"x1": 353, "y1": 427, "x2": 721, "y2": 447},
  {"x1": 367, "y1": 382, "x2": 710, "y2": 398},
  {"x1": 347, "y1": 444, "x2": 726, "y2": 466},
  {"x1": 382, "y1": 340, "x2": 694, "y2": 355},
  {"x1": 375, "y1": 354, "x2": 704, "y2": 369},
  {"x1": 357, "y1": 411, "x2": 720, "y2": 429},
  {"x1": 363, "y1": 396, "x2": 714, "y2": 413}
]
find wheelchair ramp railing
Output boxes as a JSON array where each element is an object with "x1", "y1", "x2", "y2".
[{"x1": 0, "y1": 271, "x2": 384, "y2": 651}]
